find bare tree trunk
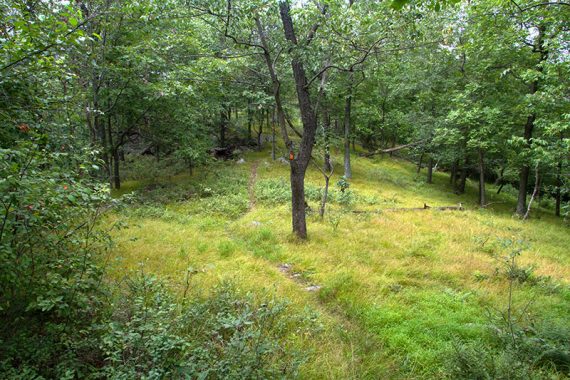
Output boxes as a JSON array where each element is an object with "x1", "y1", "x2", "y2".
[
  {"x1": 555, "y1": 159, "x2": 562, "y2": 217},
  {"x1": 523, "y1": 163, "x2": 541, "y2": 220},
  {"x1": 107, "y1": 111, "x2": 120, "y2": 189},
  {"x1": 478, "y1": 149, "x2": 485, "y2": 207},
  {"x1": 319, "y1": 176, "x2": 330, "y2": 218},
  {"x1": 319, "y1": 106, "x2": 332, "y2": 218},
  {"x1": 417, "y1": 153, "x2": 424, "y2": 174},
  {"x1": 257, "y1": 109, "x2": 264, "y2": 151},
  {"x1": 450, "y1": 160, "x2": 457, "y2": 186},
  {"x1": 271, "y1": 107, "x2": 276, "y2": 160},
  {"x1": 456, "y1": 157, "x2": 469, "y2": 194},
  {"x1": 516, "y1": 114, "x2": 535, "y2": 215},
  {"x1": 220, "y1": 108, "x2": 227, "y2": 147},
  {"x1": 113, "y1": 148, "x2": 120, "y2": 189},
  {"x1": 427, "y1": 157, "x2": 433, "y2": 184},
  {"x1": 279, "y1": 1, "x2": 320, "y2": 239},
  {"x1": 343, "y1": 69, "x2": 353, "y2": 179},
  {"x1": 517, "y1": 26, "x2": 546, "y2": 216},
  {"x1": 247, "y1": 101, "x2": 253, "y2": 141}
]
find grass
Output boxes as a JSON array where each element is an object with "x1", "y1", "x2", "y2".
[{"x1": 105, "y1": 148, "x2": 570, "y2": 379}]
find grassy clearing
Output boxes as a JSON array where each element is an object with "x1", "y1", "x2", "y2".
[{"x1": 106, "y1": 149, "x2": 570, "y2": 379}]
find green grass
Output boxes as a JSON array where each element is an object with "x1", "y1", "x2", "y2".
[{"x1": 106, "y1": 148, "x2": 570, "y2": 379}]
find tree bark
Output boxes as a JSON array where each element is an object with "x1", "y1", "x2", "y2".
[
  {"x1": 279, "y1": 1, "x2": 320, "y2": 239},
  {"x1": 247, "y1": 101, "x2": 253, "y2": 141},
  {"x1": 555, "y1": 159, "x2": 562, "y2": 217},
  {"x1": 516, "y1": 114, "x2": 535, "y2": 215},
  {"x1": 516, "y1": 25, "x2": 547, "y2": 216},
  {"x1": 257, "y1": 109, "x2": 263, "y2": 151},
  {"x1": 523, "y1": 164, "x2": 541, "y2": 220},
  {"x1": 456, "y1": 157, "x2": 469, "y2": 194},
  {"x1": 343, "y1": 69, "x2": 353, "y2": 179},
  {"x1": 271, "y1": 107, "x2": 276, "y2": 160},
  {"x1": 478, "y1": 149, "x2": 485, "y2": 207},
  {"x1": 113, "y1": 147, "x2": 120, "y2": 189},
  {"x1": 220, "y1": 108, "x2": 227, "y2": 147},
  {"x1": 450, "y1": 160, "x2": 457, "y2": 186},
  {"x1": 427, "y1": 157, "x2": 433, "y2": 184},
  {"x1": 417, "y1": 153, "x2": 424, "y2": 174}
]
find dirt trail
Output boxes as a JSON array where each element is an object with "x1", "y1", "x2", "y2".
[{"x1": 248, "y1": 161, "x2": 259, "y2": 211}]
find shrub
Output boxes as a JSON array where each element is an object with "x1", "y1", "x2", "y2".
[
  {"x1": 0, "y1": 139, "x2": 112, "y2": 378},
  {"x1": 99, "y1": 274, "x2": 316, "y2": 379}
]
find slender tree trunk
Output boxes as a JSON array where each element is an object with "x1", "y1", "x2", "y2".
[
  {"x1": 113, "y1": 148, "x2": 120, "y2": 189},
  {"x1": 279, "y1": 1, "x2": 319, "y2": 239},
  {"x1": 107, "y1": 111, "x2": 119, "y2": 189},
  {"x1": 478, "y1": 149, "x2": 485, "y2": 207},
  {"x1": 271, "y1": 107, "x2": 276, "y2": 160},
  {"x1": 220, "y1": 108, "x2": 227, "y2": 147},
  {"x1": 517, "y1": 26, "x2": 546, "y2": 216},
  {"x1": 257, "y1": 110, "x2": 264, "y2": 151},
  {"x1": 343, "y1": 69, "x2": 353, "y2": 179},
  {"x1": 427, "y1": 157, "x2": 433, "y2": 184},
  {"x1": 516, "y1": 114, "x2": 535, "y2": 215},
  {"x1": 319, "y1": 176, "x2": 330, "y2": 218},
  {"x1": 247, "y1": 101, "x2": 253, "y2": 141},
  {"x1": 523, "y1": 164, "x2": 541, "y2": 220},
  {"x1": 320, "y1": 108, "x2": 332, "y2": 218},
  {"x1": 417, "y1": 153, "x2": 424, "y2": 174},
  {"x1": 450, "y1": 160, "x2": 457, "y2": 185},
  {"x1": 555, "y1": 159, "x2": 562, "y2": 217},
  {"x1": 457, "y1": 157, "x2": 469, "y2": 194}
]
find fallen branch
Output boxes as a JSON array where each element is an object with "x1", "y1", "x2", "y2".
[
  {"x1": 352, "y1": 203, "x2": 464, "y2": 214},
  {"x1": 361, "y1": 140, "x2": 425, "y2": 157}
]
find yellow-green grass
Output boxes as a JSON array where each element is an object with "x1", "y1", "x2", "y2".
[{"x1": 106, "y1": 149, "x2": 570, "y2": 379}]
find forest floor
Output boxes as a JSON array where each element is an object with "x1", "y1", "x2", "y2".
[{"x1": 107, "y1": 149, "x2": 570, "y2": 379}]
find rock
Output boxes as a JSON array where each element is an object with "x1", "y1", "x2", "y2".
[
  {"x1": 305, "y1": 285, "x2": 321, "y2": 292},
  {"x1": 251, "y1": 220, "x2": 262, "y2": 227},
  {"x1": 278, "y1": 263, "x2": 292, "y2": 273},
  {"x1": 277, "y1": 157, "x2": 288, "y2": 165},
  {"x1": 237, "y1": 158, "x2": 245, "y2": 164}
]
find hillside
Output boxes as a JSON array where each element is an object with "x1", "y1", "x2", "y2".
[{"x1": 108, "y1": 150, "x2": 570, "y2": 379}]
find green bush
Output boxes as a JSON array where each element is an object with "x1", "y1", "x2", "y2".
[
  {"x1": 99, "y1": 274, "x2": 316, "y2": 379},
  {"x1": 0, "y1": 139, "x2": 113, "y2": 378}
]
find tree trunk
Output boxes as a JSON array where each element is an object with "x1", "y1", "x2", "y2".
[
  {"x1": 457, "y1": 157, "x2": 469, "y2": 194},
  {"x1": 113, "y1": 147, "x2": 120, "y2": 189},
  {"x1": 343, "y1": 69, "x2": 353, "y2": 179},
  {"x1": 290, "y1": 162, "x2": 307, "y2": 238},
  {"x1": 271, "y1": 107, "x2": 276, "y2": 160},
  {"x1": 257, "y1": 110, "x2": 263, "y2": 151},
  {"x1": 523, "y1": 164, "x2": 541, "y2": 220},
  {"x1": 427, "y1": 157, "x2": 433, "y2": 184},
  {"x1": 478, "y1": 149, "x2": 485, "y2": 207},
  {"x1": 417, "y1": 153, "x2": 424, "y2": 174},
  {"x1": 517, "y1": 25, "x2": 546, "y2": 216},
  {"x1": 220, "y1": 108, "x2": 227, "y2": 147},
  {"x1": 279, "y1": 1, "x2": 319, "y2": 239},
  {"x1": 247, "y1": 101, "x2": 253, "y2": 141},
  {"x1": 450, "y1": 160, "x2": 457, "y2": 186},
  {"x1": 106, "y1": 99, "x2": 114, "y2": 189},
  {"x1": 516, "y1": 114, "x2": 535, "y2": 216},
  {"x1": 555, "y1": 159, "x2": 562, "y2": 217},
  {"x1": 319, "y1": 175, "x2": 330, "y2": 218},
  {"x1": 319, "y1": 107, "x2": 332, "y2": 218},
  {"x1": 107, "y1": 112, "x2": 120, "y2": 190}
]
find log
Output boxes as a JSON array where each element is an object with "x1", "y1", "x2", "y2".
[
  {"x1": 361, "y1": 140, "x2": 425, "y2": 157},
  {"x1": 352, "y1": 203, "x2": 464, "y2": 214}
]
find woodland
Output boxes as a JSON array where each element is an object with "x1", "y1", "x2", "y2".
[{"x1": 1, "y1": 0, "x2": 569, "y2": 378}]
